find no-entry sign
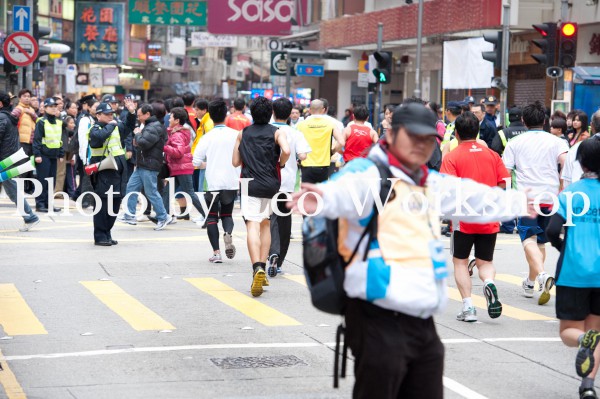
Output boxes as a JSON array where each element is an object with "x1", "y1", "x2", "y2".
[{"x1": 3, "y1": 32, "x2": 38, "y2": 67}]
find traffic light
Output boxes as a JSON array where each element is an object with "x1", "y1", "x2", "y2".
[
  {"x1": 558, "y1": 22, "x2": 578, "y2": 68},
  {"x1": 223, "y1": 48, "x2": 233, "y2": 65},
  {"x1": 33, "y1": 22, "x2": 52, "y2": 59},
  {"x1": 372, "y1": 51, "x2": 392, "y2": 84},
  {"x1": 482, "y1": 31, "x2": 503, "y2": 68},
  {"x1": 531, "y1": 22, "x2": 557, "y2": 66}
]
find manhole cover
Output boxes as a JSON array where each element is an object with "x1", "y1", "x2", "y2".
[{"x1": 210, "y1": 355, "x2": 307, "y2": 369}]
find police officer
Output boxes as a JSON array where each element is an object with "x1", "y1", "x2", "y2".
[
  {"x1": 484, "y1": 96, "x2": 499, "y2": 128},
  {"x1": 440, "y1": 101, "x2": 463, "y2": 150},
  {"x1": 32, "y1": 98, "x2": 63, "y2": 212},
  {"x1": 498, "y1": 106, "x2": 527, "y2": 147},
  {"x1": 88, "y1": 99, "x2": 136, "y2": 246}
]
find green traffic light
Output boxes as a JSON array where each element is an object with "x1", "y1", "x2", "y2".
[{"x1": 379, "y1": 72, "x2": 387, "y2": 82}]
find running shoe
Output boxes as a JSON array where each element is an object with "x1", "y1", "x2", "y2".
[
  {"x1": 267, "y1": 254, "x2": 279, "y2": 277},
  {"x1": 576, "y1": 330, "x2": 600, "y2": 378},
  {"x1": 522, "y1": 279, "x2": 534, "y2": 298},
  {"x1": 250, "y1": 266, "x2": 266, "y2": 297},
  {"x1": 456, "y1": 307, "x2": 477, "y2": 322},
  {"x1": 154, "y1": 215, "x2": 172, "y2": 231},
  {"x1": 483, "y1": 282, "x2": 502, "y2": 319},
  {"x1": 537, "y1": 273, "x2": 555, "y2": 305},
  {"x1": 209, "y1": 253, "x2": 222, "y2": 263},
  {"x1": 580, "y1": 387, "x2": 598, "y2": 399},
  {"x1": 118, "y1": 214, "x2": 137, "y2": 225},
  {"x1": 223, "y1": 232, "x2": 236, "y2": 259}
]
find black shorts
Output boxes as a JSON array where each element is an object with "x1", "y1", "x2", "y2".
[
  {"x1": 451, "y1": 231, "x2": 497, "y2": 262},
  {"x1": 301, "y1": 166, "x2": 329, "y2": 184},
  {"x1": 556, "y1": 286, "x2": 600, "y2": 321}
]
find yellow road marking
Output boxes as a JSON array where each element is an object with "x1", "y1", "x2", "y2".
[
  {"x1": 0, "y1": 349, "x2": 27, "y2": 399},
  {"x1": 495, "y1": 273, "x2": 556, "y2": 296},
  {"x1": 80, "y1": 281, "x2": 175, "y2": 331},
  {"x1": 185, "y1": 278, "x2": 301, "y2": 327},
  {"x1": 0, "y1": 284, "x2": 47, "y2": 336},
  {"x1": 283, "y1": 275, "x2": 307, "y2": 287},
  {"x1": 447, "y1": 287, "x2": 554, "y2": 321}
]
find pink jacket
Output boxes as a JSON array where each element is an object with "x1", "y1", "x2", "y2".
[{"x1": 163, "y1": 125, "x2": 194, "y2": 176}]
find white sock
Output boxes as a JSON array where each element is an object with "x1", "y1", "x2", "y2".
[
  {"x1": 462, "y1": 297, "x2": 473, "y2": 310},
  {"x1": 526, "y1": 278, "x2": 535, "y2": 286},
  {"x1": 484, "y1": 279, "x2": 494, "y2": 286}
]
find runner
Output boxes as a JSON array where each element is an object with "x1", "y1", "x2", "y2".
[
  {"x1": 232, "y1": 96, "x2": 290, "y2": 297},
  {"x1": 440, "y1": 111, "x2": 511, "y2": 322},
  {"x1": 502, "y1": 101, "x2": 569, "y2": 305},
  {"x1": 193, "y1": 99, "x2": 240, "y2": 263}
]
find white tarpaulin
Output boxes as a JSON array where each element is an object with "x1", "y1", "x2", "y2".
[{"x1": 443, "y1": 38, "x2": 494, "y2": 89}]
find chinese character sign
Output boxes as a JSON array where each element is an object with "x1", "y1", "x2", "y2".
[
  {"x1": 128, "y1": 0, "x2": 206, "y2": 26},
  {"x1": 75, "y1": 2, "x2": 124, "y2": 65}
]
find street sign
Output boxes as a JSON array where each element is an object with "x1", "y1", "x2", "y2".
[
  {"x1": 3, "y1": 32, "x2": 38, "y2": 67},
  {"x1": 13, "y1": 6, "x2": 31, "y2": 33},
  {"x1": 270, "y1": 51, "x2": 295, "y2": 76},
  {"x1": 143, "y1": 80, "x2": 151, "y2": 90},
  {"x1": 128, "y1": 0, "x2": 206, "y2": 26},
  {"x1": 295, "y1": 64, "x2": 325, "y2": 77}
]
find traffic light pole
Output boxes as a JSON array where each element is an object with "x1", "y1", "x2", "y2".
[
  {"x1": 25, "y1": 0, "x2": 34, "y2": 90},
  {"x1": 500, "y1": 0, "x2": 510, "y2": 127},
  {"x1": 374, "y1": 23, "x2": 383, "y2": 130},
  {"x1": 414, "y1": 0, "x2": 424, "y2": 99}
]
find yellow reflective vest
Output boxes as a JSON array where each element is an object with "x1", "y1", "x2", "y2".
[
  {"x1": 40, "y1": 118, "x2": 63, "y2": 149},
  {"x1": 88, "y1": 125, "x2": 125, "y2": 157}
]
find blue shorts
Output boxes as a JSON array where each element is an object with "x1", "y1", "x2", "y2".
[{"x1": 517, "y1": 206, "x2": 553, "y2": 244}]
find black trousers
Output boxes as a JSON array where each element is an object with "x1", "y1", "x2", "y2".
[
  {"x1": 93, "y1": 196, "x2": 122, "y2": 243},
  {"x1": 205, "y1": 190, "x2": 236, "y2": 251},
  {"x1": 345, "y1": 299, "x2": 444, "y2": 399},
  {"x1": 35, "y1": 156, "x2": 57, "y2": 209},
  {"x1": 20, "y1": 143, "x2": 35, "y2": 193},
  {"x1": 301, "y1": 166, "x2": 329, "y2": 184},
  {"x1": 269, "y1": 192, "x2": 292, "y2": 267}
]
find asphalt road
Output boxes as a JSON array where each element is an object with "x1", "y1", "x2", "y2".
[{"x1": 0, "y1": 195, "x2": 588, "y2": 399}]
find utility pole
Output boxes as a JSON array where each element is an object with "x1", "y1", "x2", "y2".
[
  {"x1": 25, "y1": 0, "x2": 34, "y2": 90},
  {"x1": 374, "y1": 22, "x2": 383, "y2": 130},
  {"x1": 285, "y1": 53, "x2": 292, "y2": 98},
  {"x1": 500, "y1": 0, "x2": 510, "y2": 125},
  {"x1": 414, "y1": 0, "x2": 424, "y2": 98},
  {"x1": 144, "y1": 25, "x2": 150, "y2": 102}
]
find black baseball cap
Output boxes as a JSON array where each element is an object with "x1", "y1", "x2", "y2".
[
  {"x1": 96, "y1": 103, "x2": 114, "y2": 114},
  {"x1": 508, "y1": 106, "x2": 522, "y2": 120},
  {"x1": 447, "y1": 101, "x2": 464, "y2": 110},
  {"x1": 463, "y1": 96, "x2": 475, "y2": 104},
  {"x1": 44, "y1": 98, "x2": 57, "y2": 107},
  {"x1": 102, "y1": 94, "x2": 118, "y2": 103},
  {"x1": 392, "y1": 103, "x2": 438, "y2": 136}
]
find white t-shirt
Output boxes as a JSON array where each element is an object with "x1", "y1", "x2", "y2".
[
  {"x1": 271, "y1": 122, "x2": 311, "y2": 193},
  {"x1": 348, "y1": 120, "x2": 373, "y2": 129},
  {"x1": 561, "y1": 141, "x2": 584, "y2": 188},
  {"x1": 502, "y1": 130, "x2": 569, "y2": 203},
  {"x1": 192, "y1": 124, "x2": 240, "y2": 191}
]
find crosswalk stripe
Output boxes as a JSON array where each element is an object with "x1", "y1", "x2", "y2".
[
  {"x1": 185, "y1": 278, "x2": 301, "y2": 327},
  {"x1": 80, "y1": 281, "x2": 176, "y2": 331},
  {"x1": 495, "y1": 273, "x2": 556, "y2": 296},
  {"x1": 0, "y1": 349, "x2": 27, "y2": 399},
  {"x1": 447, "y1": 288, "x2": 554, "y2": 321},
  {"x1": 0, "y1": 284, "x2": 47, "y2": 336}
]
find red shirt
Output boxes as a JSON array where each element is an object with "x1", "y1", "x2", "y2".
[
  {"x1": 226, "y1": 114, "x2": 251, "y2": 131},
  {"x1": 184, "y1": 106, "x2": 198, "y2": 132},
  {"x1": 343, "y1": 124, "x2": 374, "y2": 162},
  {"x1": 440, "y1": 141, "x2": 510, "y2": 234}
]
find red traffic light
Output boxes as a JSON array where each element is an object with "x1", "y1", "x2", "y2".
[{"x1": 561, "y1": 23, "x2": 576, "y2": 37}]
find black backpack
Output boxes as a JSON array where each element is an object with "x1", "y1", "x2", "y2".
[{"x1": 302, "y1": 158, "x2": 393, "y2": 387}]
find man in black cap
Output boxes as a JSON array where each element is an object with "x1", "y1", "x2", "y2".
[
  {"x1": 484, "y1": 96, "x2": 499, "y2": 128},
  {"x1": 463, "y1": 96, "x2": 475, "y2": 108},
  {"x1": 0, "y1": 91, "x2": 40, "y2": 230},
  {"x1": 499, "y1": 106, "x2": 527, "y2": 145},
  {"x1": 88, "y1": 99, "x2": 136, "y2": 246},
  {"x1": 288, "y1": 102, "x2": 530, "y2": 398},
  {"x1": 32, "y1": 98, "x2": 63, "y2": 212}
]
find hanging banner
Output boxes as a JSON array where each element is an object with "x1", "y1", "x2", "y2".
[
  {"x1": 128, "y1": 0, "x2": 206, "y2": 26},
  {"x1": 65, "y1": 65, "x2": 77, "y2": 94},
  {"x1": 208, "y1": 0, "x2": 309, "y2": 36},
  {"x1": 443, "y1": 38, "x2": 493, "y2": 89},
  {"x1": 75, "y1": 2, "x2": 125, "y2": 65},
  {"x1": 90, "y1": 68, "x2": 103, "y2": 88}
]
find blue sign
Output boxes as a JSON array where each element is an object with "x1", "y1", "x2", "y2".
[
  {"x1": 75, "y1": 2, "x2": 125, "y2": 65},
  {"x1": 13, "y1": 6, "x2": 31, "y2": 33},
  {"x1": 295, "y1": 64, "x2": 325, "y2": 77}
]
